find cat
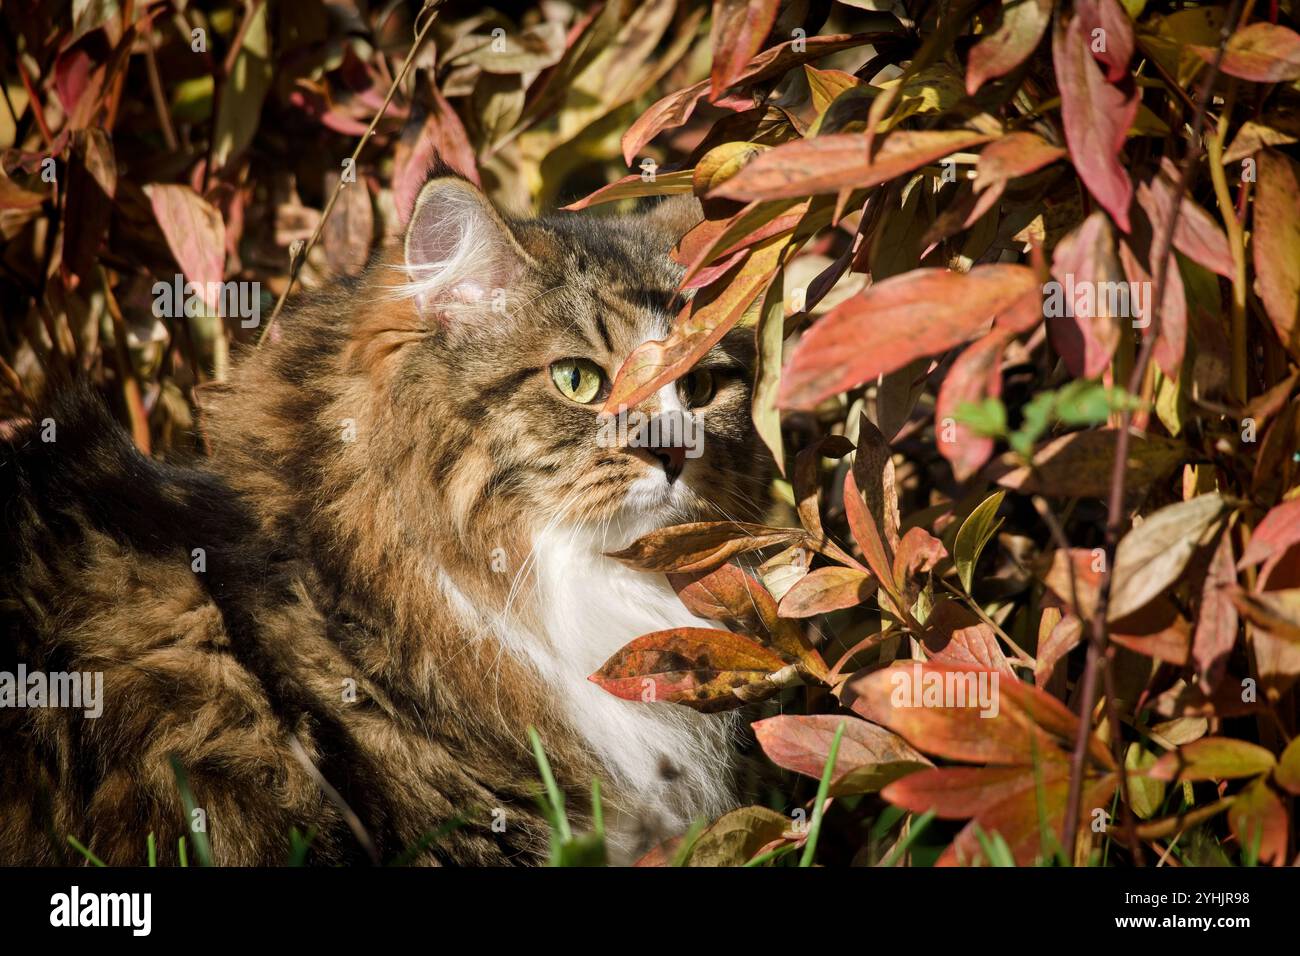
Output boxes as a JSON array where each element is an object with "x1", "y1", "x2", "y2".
[{"x1": 0, "y1": 168, "x2": 770, "y2": 865}]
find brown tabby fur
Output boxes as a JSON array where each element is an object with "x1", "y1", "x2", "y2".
[{"x1": 0, "y1": 176, "x2": 768, "y2": 865}]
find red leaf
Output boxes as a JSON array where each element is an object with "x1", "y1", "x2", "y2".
[
  {"x1": 779, "y1": 264, "x2": 1039, "y2": 409},
  {"x1": 708, "y1": 0, "x2": 781, "y2": 99},
  {"x1": 712, "y1": 129, "x2": 995, "y2": 201},
  {"x1": 1118, "y1": 236, "x2": 1186, "y2": 380},
  {"x1": 919, "y1": 599, "x2": 1013, "y2": 675},
  {"x1": 939, "y1": 773, "x2": 1115, "y2": 866},
  {"x1": 972, "y1": 132, "x2": 1067, "y2": 194},
  {"x1": 843, "y1": 662, "x2": 1078, "y2": 766},
  {"x1": 752, "y1": 714, "x2": 930, "y2": 796},
  {"x1": 621, "y1": 79, "x2": 709, "y2": 166},
  {"x1": 1194, "y1": 525, "x2": 1239, "y2": 690},
  {"x1": 1076, "y1": 0, "x2": 1135, "y2": 83},
  {"x1": 844, "y1": 469, "x2": 896, "y2": 595},
  {"x1": 1197, "y1": 22, "x2": 1300, "y2": 83},
  {"x1": 144, "y1": 184, "x2": 226, "y2": 313},
  {"x1": 1052, "y1": 14, "x2": 1137, "y2": 231},
  {"x1": 1253, "y1": 149, "x2": 1300, "y2": 358},
  {"x1": 621, "y1": 32, "x2": 892, "y2": 165},
  {"x1": 670, "y1": 563, "x2": 826, "y2": 674},
  {"x1": 893, "y1": 526, "x2": 948, "y2": 588},
  {"x1": 965, "y1": 0, "x2": 1053, "y2": 95},
  {"x1": 936, "y1": 329, "x2": 1012, "y2": 482},
  {"x1": 1136, "y1": 158, "x2": 1234, "y2": 279},
  {"x1": 883, "y1": 765, "x2": 1062, "y2": 819},
  {"x1": 1240, "y1": 498, "x2": 1300, "y2": 569},
  {"x1": 1046, "y1": 212, "x2": 1123, "y2": 377}
]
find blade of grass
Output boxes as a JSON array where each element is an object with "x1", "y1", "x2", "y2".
[
  {"x1": 799, "y1": 719, "x2": 845, "y2": 867},
  {"x1": 670, "y1": 819, "x2": 707, "y2": 866},
  {"x1": 744, "y1": 841, "x2": 801, "y2": 867},
  {"x1": 67, "y1": 836, "x2": 106, "y2": 867},
  {"x1": 178, "y1": 836, "x2": 188, "y2": 868},
  {"x1": 879, "y1": 809, "x2": 937, "y2": 867},
  {"x1": 387, "y1": 816, "x2": 467, "y2": 867},
  {"x1": 169, "y1": 755, "x2": 213, "y2": 866},
  {"x1": 147, "y1": 831, "x2": 156, "y2": 867},
  {"x1": 528, "y1": 726, "x2": 571, "y2": 842}
]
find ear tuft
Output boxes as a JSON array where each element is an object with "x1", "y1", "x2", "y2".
[{"x1": 401, "y1": 177, "x2": 529, "y2": 318}]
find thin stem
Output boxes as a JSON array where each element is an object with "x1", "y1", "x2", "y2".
[
  {"x1": 1060, "y1": 0, "x2": 1244, "y2": 863},
  {"x1": 256, "y1": 0, "x2": 445, "y2": 347}
]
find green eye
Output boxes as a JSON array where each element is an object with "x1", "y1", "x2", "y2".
[
  {"x1": 550, "y1": 358, "x2": 605, "y2": 404},
  {"x1": 678, "y1": 369, "x2": 716, "y2": 407}
]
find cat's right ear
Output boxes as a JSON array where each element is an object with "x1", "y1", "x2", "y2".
[{"x1": 402, "y1": 176, "x2": 531, "y2": 319}]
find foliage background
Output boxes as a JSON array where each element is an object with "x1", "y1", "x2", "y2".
[{"x1": 4, "y1": 0, "x2": 1300, "y2": 866}]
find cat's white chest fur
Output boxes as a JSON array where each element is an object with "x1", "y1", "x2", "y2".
[{"x1": 502, "y1": 523, "x2": 737, "y2": 848}]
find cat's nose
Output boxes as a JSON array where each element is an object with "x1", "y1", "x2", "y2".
[{"x1": 651, "y1": 445, "x2": 686, "y2": 484}]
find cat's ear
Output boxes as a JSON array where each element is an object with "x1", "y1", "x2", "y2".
[
  {"x1": 642, "y1": 194, "x2": 703, "y2": 245},
  {"x1": 403, "y1": 176, "x2": 530, "y2": 317}
]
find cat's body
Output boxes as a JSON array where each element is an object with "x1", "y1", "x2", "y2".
[{"x1": 0, "y1": 176, "x2": 767, "y2": 865}]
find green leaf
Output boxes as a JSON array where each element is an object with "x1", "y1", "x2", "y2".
[
  {"x1": 954, "y1": 490, "x2": 1006, "y2": 593},
  {"x1": 1124, "y1": 742, "x2": 1165, "y2": 820},
  {"x1": 212, "y1": 1, "x2": 272, "y2": 171},
  {"x1": 953, "y1": 396, "x2": 1007, "y2": 439}
]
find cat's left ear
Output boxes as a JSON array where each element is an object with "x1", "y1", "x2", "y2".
[
  {"x1": 641, "y1": 194, "x2": 703, "y2": 245},
  {"x1": 403, "y1": 175, "x2": 532, "y2": 318}
]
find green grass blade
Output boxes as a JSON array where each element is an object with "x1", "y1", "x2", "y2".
[
  {"x1": 66, "y1": 836, "x2": 106, "y2": 867},
  {"x1": 799, "y1": 719, "x2": 845, "y2": 867},
  {"x1": 879, "y1": 809, "x2": 937, "y2": 867},
  {"x1": 528, "y1": 726, "x2": 571, "y2": 842},
  {"x1": 169, "y1": 754, "x2": 213, "y2": 866},
  {"x1": 146, "y1": 831, "x2": 157, "y2": 867}
]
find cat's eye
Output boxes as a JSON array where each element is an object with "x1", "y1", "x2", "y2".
[
  {"x1": 550, "y1": 358, "x2": 605, "y2": 404},
  {"x1": 678, "y1": 369, "x2": 717, "y2": 407}
]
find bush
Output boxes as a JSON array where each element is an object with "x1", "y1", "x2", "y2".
[{"x1": 4, "y1": 0, "x2": 1300, "y2": 866}]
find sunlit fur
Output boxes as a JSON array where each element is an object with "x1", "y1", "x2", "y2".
[{"x1": 0, "y1": 179, "x2": 769, "y2": 864}]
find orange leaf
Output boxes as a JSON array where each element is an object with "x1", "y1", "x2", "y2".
[
  {"x1": 779, "y1": 264, "x2": 1038, "y2": 409},
  {"x1": 602, "y1": 234, "x2": 787, "y2": 412},
  {"x1": 589, "y1": 627, "x2": 789, "y2": 712},
  {"x1": 712, "y1": 129, "x2": 995, "y2": 201},
  {"x1": 777, "y1": 565, "x2": 876, "y2": 619},
  {"x1": 753, "y1": 714, "x2": 930, "y2": 796},
  {"x1": 607, "y1": 520, "x2": 806, "y2": 575}
]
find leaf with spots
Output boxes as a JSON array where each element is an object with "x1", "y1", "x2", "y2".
[{"x1": 589, "y1": 626, "x2": 792, "y2": 712}]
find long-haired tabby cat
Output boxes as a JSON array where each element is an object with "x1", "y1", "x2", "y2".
[{"x1": 0, "y1": 167, "x2": 769, "y2": 865}]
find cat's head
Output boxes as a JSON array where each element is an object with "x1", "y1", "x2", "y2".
[{"x1": 357, "y1": 171, "x2": 770, "y2": 544}]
